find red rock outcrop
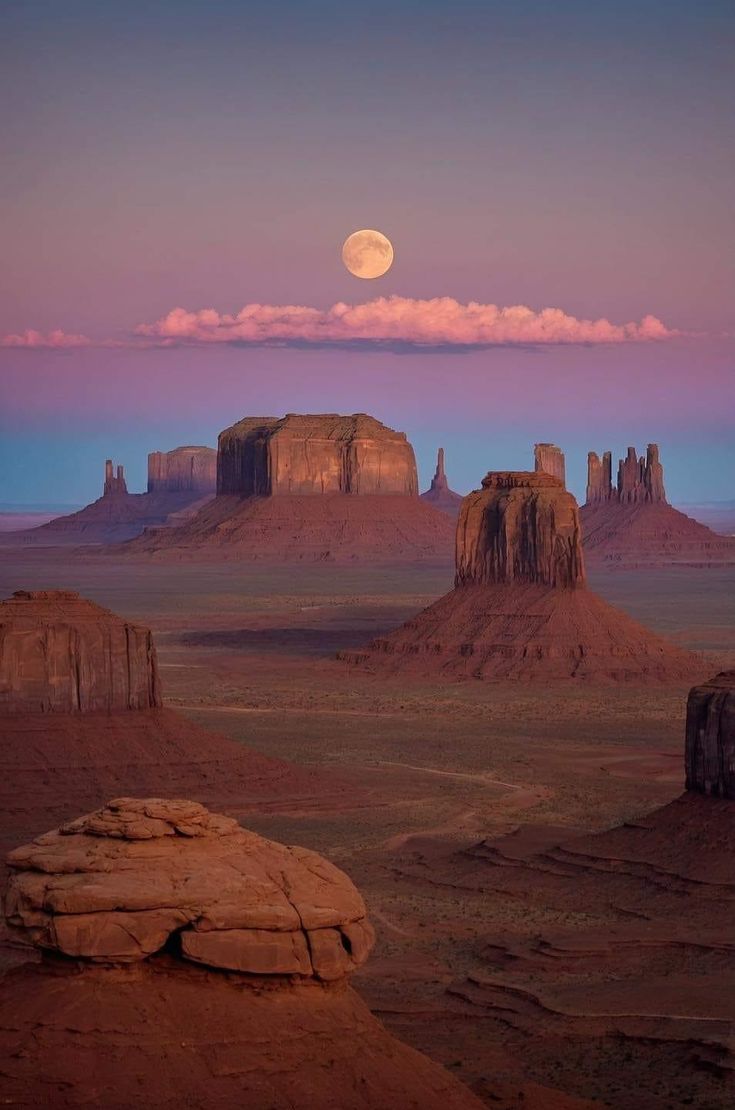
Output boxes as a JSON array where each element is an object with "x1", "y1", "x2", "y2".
[
  {"x1": 0, "y1": 797, "x2": 482, "y2": 1109},
  {"x1": 218, "y1": 413, "x2": 418, "y2": 496},
  {"x1": 456, "y1": 472, "x2": 584, "y2": 589},
  {"x1": 147, "y1": 445, "x2": 217, "y2": 493},
  {"x1": 685, "y1": 670, "x2": 735, "y2": 799},
  {"x1": 0, "y1": 590, "x2": 161, "y2": 714},
  {"x1": 586, "y1": 444, "x2": 666, "y2": 505},
  {"x1": 533, "y1": 443, "x2": 566, "y2": 487},
  {"x1": 582, "y1": 443, "x2": 735, "y2": 567},
  {"x1": 421, "y1": 448, "x2": 464, "y2": 518},
  {"x1": 343, "y1": 471, "x2": 699, "y2": 681},
  {"x1": 102, "y1": 459, "x2": 128, "y2": 496},
  {"x1": 126, "y1": 413, "x2": 455, "y2": 562}
]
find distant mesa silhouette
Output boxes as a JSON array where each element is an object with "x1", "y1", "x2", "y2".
[
  {"x1": 128, "y1": 413, "x2": 456, "y2": 563},
  {"x1": 0, "y1": 447, "x2": 217, "y2": 546},
  {"x1": 343, "y1": 469, "x2": 699, "y2": 681},
  {"x1": 421, "y1": 448, "x2": 464, "y2": 518},
  {"x1": 581, "y1": 443, "x2": 735, "y2": 568}
]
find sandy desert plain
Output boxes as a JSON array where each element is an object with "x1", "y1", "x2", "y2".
[{"x1": 1, "y1": 545, "x2": 733, "y2": 1110}]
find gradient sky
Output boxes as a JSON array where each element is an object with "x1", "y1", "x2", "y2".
[{"x1": 1, "y1": 0, "x2": 733, "y2": 504}]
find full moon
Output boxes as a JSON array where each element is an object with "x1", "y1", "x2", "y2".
[{"x1": 341, "y1": 229, "x2": 394, "y2": 279}]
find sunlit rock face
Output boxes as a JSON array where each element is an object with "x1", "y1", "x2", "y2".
[
  {"x1": 0, "y1": 798, "x2": 484, "y2": 1110},
  {"x1": 147, "y1": 445, "x2": 217, "y2": 493},
  {"x1": 685, "y1": 671, "x2": 735, "y2": 799},
  {"x1": 217, "y1": 413, "x2": 419, "y2": 496},
  {"x1": 5, "y1": 797, "x2": 374, "y2": 977},
  {"x1": 586, "y1": 443, "x2": 666, "y2": 505},
  {"x1": 533, "y1": 443, "x2": 566, "y2": 487},
  {"x1": 455, "y1": 472, "x2": 585, "y2": 590},
  {"x1": 0, "y1": 591, "x2": 161, "y2": 714}
]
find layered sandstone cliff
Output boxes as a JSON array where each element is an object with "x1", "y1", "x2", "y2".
[
  {"x1": 0, "y1": 797, "x2": 482, "y2": 1109},
  {"x1": 147, "y1": 445, "x2": 217, "y2": 493},
  {"x1": 582, "y1": 444, "x2": 735, "y2": 567},
  {"x1": 685, "y1": 671, "x2": 735, "y2": 799},
  {"x1": 456, "y1": 472, "x2": 583, "y2": 589},
  {"x1": 0, "y1": 590, "x2": 161, "y2": 714},
  {"x1": 127, "y1": 413, "x2": 455, "y2": 562},
  {"x1": 218, "y1": 413, "x2": 418, "y2": 496},
  {"x1": 343, "y1": 471, "x2": 698, "y2": 681},
  {"x1": 586, "y1": 444, "x2": 665, "y2": 505},
  {"x1": 421, "y1": 448, "x2": 464, "y2": 518},
  {"x1": 533, "y1": 443, "x2": 566, "y2": 487}
]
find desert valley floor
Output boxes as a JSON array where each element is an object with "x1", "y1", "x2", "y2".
[{"x1": 1, "y1": 550, "x2": 733, "y2": 1110}]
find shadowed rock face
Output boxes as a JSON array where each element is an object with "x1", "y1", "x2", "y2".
[
  {"x1": 586, "y1": 443, "x2": 666, "y2": 505},
  {"x1": 533, "y1": 443, "x2": 566, "y2": 487},
  {"x1": 147, "y1": 445, "x2": 217, "y2": 493},
  {"x1": 685, "y1": 671, "x2": 735, "y2": 799},
  {"x1": 456, "y1": 472, "x2": 585, "y2": 589},
  {"x1": 217, "y1": 412, "x2": 418, "y2": 496},
  {"x1": 0, "y1": 591, "x2": 161, "y2": 714},
  {"x1": 0, "y1": 797, "x2": 483, "y2": 1110}
]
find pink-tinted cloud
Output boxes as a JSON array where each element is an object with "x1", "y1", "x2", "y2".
[
  {"x1": 0, "y1": 328, "x2": 92, "y2": 349},
  {"x1": 135, "y1": 297, "x2": 676, "y2": 348}
]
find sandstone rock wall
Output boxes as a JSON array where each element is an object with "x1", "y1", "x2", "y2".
[
  {"x1": 217, "y1": 413, "x2": 418, "y2": 497},
  {"x1": 0, "y1": 591, "x2": 161, "y2": 714},
  {"x1": 586, "y1": 444, "x2": 666, "y2": 505},
  {"x1": 455, "y1": 472, "x2": 585, "y2": 589},
  {"x1": 103, "y1": 459, "x2": 127, "y2": 496},
  {"x1": 685, "y1": 671, "x2": 735, "y2": 799},
  {"x1": 147, "y1": 445, "x2": 217, "y2": 493},
  {"x1": 533, "y1": 443, "x2": 566, "y2": 487}
]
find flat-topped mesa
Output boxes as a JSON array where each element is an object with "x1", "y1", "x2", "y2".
[
  {"x1": 456, "y1": 472, "x2": 585, "y2": 589},
  {"x1": 147, "y1": 445, "x2": 217, "y2": 494},
  {"x1": 0, "y1": 590, "x2": 161, "y2": 714},
  {"x1": 217, "y1": 412, "x2": 418, "y2": 497},
  {"x1": 586, "y1": 444, "x2": 667, "y2": 506},
  {"x1": 533, "y1": 443, "x2": 566, "y2": 487},
  {"x1": 685, "y1": 672, "x2": 735, "y2": 799},
  {"x1": 103, "y1": 459, "x2": 128, "y2": 496}
]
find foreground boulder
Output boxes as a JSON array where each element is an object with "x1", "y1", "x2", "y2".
[
  {"x1": 0, "y1": 590, "x2": 161, "y2": 714},
  {"x1": 0, "y1": 797, "x2": 483, "y2": 1109},
  {"x1": 343, "y1": 471, "x2": 699, "y2": 681},
  {"x1": 685, "y1": 671, "x2": 735, "y2": 798}
]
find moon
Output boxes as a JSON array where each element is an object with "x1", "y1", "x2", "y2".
[{"x1": 341, "y1": 229, "x2": 394, "y2": 279}]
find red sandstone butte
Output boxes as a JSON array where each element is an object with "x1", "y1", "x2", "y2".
[
  {"x1": 343, "y1": 471, "x2": 699, "y2": 681},
  {"x1": 0, "y1": 591, "x2": 357, "y2": 860},
  {"x1": 2, "y1": 449, "x2": 217, "y2": 546},
  {"x1": 581, "y1": 443, "x2": 735, "y2": 568},
  {"x1": 0, "y1": 797, "x2": 483, "y2": 1110},
  {"x1": 533, "y1": 442, "x2": 566, "y2": 487},
  {"x1": 421, "y1": 448, "x2": 464, "y2": 518},
  {"x1": 127, "y1": 413, "x2": 456, "y2": 562}
]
